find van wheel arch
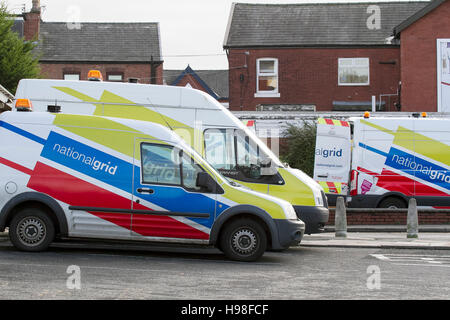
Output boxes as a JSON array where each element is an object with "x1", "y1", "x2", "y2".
[
  {"x1": 210, "y1": 205, "x2": 278, "y2": 250},
  {"x1": 1, "y1": 192, "x2": 68, "y2": 237},
  {"x1": 377, "y1": 194, "x2": 408, "y2": 209},
  {"x1": 215, "y1": 213, "x2": 272, "y2": 251}
]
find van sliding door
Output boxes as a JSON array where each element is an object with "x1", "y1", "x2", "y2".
[{"x1": 131, "y1": 138, "x2": 215, "y2": 242}]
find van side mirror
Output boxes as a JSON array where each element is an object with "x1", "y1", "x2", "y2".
[
  {"x1": 260, "y1": 159, "x2": 278, "y2": 176},
  {"x1": 196, "y1": 172, "x2": 216, "y2": 192}
]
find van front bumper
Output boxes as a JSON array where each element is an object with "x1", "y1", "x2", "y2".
[
  {"x1": 293, "y1": 206, "x2": 329, "y2": 234},
  {"x1": 273, "y1": 219, "x2": 305, "y2": 249}
]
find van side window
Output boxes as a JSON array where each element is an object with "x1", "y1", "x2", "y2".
[
  {"x1": 141, "y1": 144, "x2": 181, "y2": 185},
  {"x1": 181, "y1": 152, "x2": 203, "y2": 191},
  {"x1": 204, "y1": 129, "x2": 236, "y2": 170},
  {"x1": 204, "y1": 128, "x2": 280, "y2": 183},
  {"x1": 235, "y1": 130, "x2": 259, "y2": 168}
]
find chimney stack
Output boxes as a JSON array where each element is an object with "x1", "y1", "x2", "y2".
[
  {"x1": 31, "y1": 0, "x2": 41, "y2": 13},
  {"x1": 24, "y1": 0, "x2": 41, "y2": 41}
]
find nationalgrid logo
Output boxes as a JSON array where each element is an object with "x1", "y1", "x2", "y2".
[
  {"x1": 315, "y1": 147, "x2": 343, "y2": 158},
  {"x1": 52, "y1": 143, "x2": 118, "y2": 175},
  {"x1": 40, "y1": 132, "x2": 134, "y2": 193},
  {"x1": 385, "y1": 147, "x2": 450, "y2": 190}
]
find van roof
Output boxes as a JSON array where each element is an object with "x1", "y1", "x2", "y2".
[
  {"x1": 16, "y1": 79, "x2": 224, "y2": 111},
  {"x1": 0, "y1": 111, "x2": 184, "y2": 145},
  {"x1": 349, "y1": 116, "x2": 450, "y2": 122}
]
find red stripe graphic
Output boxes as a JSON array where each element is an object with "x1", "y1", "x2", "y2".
[
  {"x1": 340, "y1": 120, "x2": 349, "y2": 127},
  {"x1": 26, "y1": 162, "x2": 209, "y2": 239},
  {"x1": 357, "y1": 166, "x2": 448, "y2": 197},
  {"x1": 325, "y1": 118, "x2": 334, "y2": 125},
  {"x1": 0, "y1": 157, "x2": 33, "y2": 176},
  {"x1": 326, "y1": 182, "x2": 338, "y2": 193}
]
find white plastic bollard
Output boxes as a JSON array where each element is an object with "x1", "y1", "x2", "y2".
[
  {"x1": 335, "y1": 196, "x2": 347, "y2": 238},
  {"x1": 407, "y1": 198, "x2": 419, "y2": 239}
]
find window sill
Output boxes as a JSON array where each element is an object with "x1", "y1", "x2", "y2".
[
  {"x1": 254, "y1": 92, "x2": 281, "y2": 98},
  {"x1": 338, "y1": 83, "x2": 370, "y2": 87}
]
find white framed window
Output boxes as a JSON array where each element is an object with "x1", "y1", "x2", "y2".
[
  {"x1": 338, "y1": 58, "x2": 370, "y2": 86},
  {"x1": 63, "y1": 73, "x2": 80, "y2": 81},
  {"x1": 107, "y1": 74, "x2": 123, "y2": 82},
  {"x1": 255, "y1": 58, "x2": 280, "y2": 97}
]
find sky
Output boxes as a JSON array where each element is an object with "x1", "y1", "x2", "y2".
[{"x1": 5, "y1": 0, "x2": 423, "y2": 70}]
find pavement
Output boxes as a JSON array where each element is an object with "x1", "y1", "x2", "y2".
[
  {"x1": 324, "y1": 224, "x2": 450, "y2": 233},
  {"x1": 302, "y1": 229, "x2": 450, "y2": 250},
  {"x1": 2, "y1": 226, "x2": 450, "y2": 250}
]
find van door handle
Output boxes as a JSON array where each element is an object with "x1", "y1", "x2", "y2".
[
  {"x1": 137, "y1": 188, "x2": 155, "y2": 194},
  {"x1": 317, "y1": 174, "x2": 328, "y2": 178}
]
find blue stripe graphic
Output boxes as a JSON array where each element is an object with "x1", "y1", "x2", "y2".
[
  {"x1": 0, "y1": 120, "x2": 47, "y2": 145},
  {"x1": 358, "y1": 142, "x2": 388, "y2": 157},
  {"x1": 41, "y1": 131, "x2": 134, "y2": 192}
]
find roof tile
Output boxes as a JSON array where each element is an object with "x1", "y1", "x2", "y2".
[
  {"x1": 37, "y1": 22, "x2": 161, "y2": 62},
  {"x1": 224, "y1": 2, "x2": 430, "y2": 47}
]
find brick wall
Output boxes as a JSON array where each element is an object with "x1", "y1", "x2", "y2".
[
  {"x1": 400, "y1": 0, "x2": 450, "y2": 112},
  {"x1": 39, "y1": 63, "x2": 163, "y2": 85},
  {"x1": 228, "y1": 47, "x2": 401, "y2": 111},
  {"x1": 328, "y1": 210, "x2": 450, "y2": 225}
]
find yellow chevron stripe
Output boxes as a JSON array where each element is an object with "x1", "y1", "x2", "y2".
[
  {"x1": 53, "y1": 114, "x2": 155, "y2": 159},
  {"x1": 52, "y1": 87, "x2": 204, "y2": 155}
]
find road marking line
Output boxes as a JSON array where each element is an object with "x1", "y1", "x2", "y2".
[
  {"x1": 371, "y1": 254, "x2": 450, "y2": 266},
  {"x1": 370, "y1": 254, "x2": 390, "y2": 261},
  {"x1": 393, "y1": 263, "x2": 450, "y2": 268}
]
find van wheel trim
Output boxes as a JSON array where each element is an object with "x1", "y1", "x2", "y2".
[
  {"x1": 232, "y1": 229, "x2": 258, "y2": 255},
  {"x1": 17, "y1": 217, "x2": 47, "y2": 247}
]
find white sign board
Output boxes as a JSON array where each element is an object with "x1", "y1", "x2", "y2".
[
  {"x1": 437, "y1": 39, "x2": 450, "y2": 112},
  {"x1": 313, "y1": 120, "x2": 351, "y2": 183}
]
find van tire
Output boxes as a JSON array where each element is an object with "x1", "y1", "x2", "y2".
[
  {"x1": 378, "y1": 197, "x2": 407, "y2": 209},
  {"x1": 9, "y1": 208, "x2": 55, "y2": 252},
  {"x1": 219, "y1": 218, "x2": 267, "y2": 262}
]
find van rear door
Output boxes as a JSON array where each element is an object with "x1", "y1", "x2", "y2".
[{"x1": 313, "y1": 118, "x2": 351, "y2": 204}]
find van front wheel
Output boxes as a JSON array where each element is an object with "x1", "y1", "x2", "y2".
[
  {"x1": 9, "y1": 208, "x2": 55, "y2": 252},
  {"x1": 220, "y1": 218, "x2": 267, "y2": 262}
]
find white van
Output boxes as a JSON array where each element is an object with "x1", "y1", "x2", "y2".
[
  {"x1": 14, "y1": 77, "x2": 329, "y2": 234},
  {"x1": 314, "y1": 115, "x2": 450, "y2": 208},
  {"x1": 0, "y1": 110, "x2": 304, "y2": 261}
]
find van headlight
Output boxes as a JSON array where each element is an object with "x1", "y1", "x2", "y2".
[
  {"x1": 284, "y1": 205, "x2": 298, "y2": 220},
  {"x1": 316, "y1": 195, "x2": 324, "y2": 206}
]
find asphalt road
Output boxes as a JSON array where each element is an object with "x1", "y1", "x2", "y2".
[{"x1": 0, "y1": 237, "x2": 449, "y2": 300}]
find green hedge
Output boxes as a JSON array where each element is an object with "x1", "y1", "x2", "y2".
[{"x1": 280, "y1": 120, "x2": 317, "y2": 177}]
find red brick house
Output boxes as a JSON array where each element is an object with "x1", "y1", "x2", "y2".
[
  {"x1": 164, "y1": 66, "x2": 229, "y2": 106},
  {"x1": 394, "y1": 0, "x2": 450, "y2": 112},
  {"x1": 223, "y1": 2, "x2": 429, "y2": 112},
  {"x1": 21, "y1": 0, "x2": 163, "y2": 84}
]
